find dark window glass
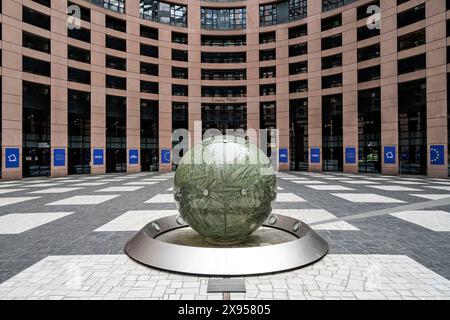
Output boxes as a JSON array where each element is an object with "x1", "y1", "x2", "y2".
[
  {"x1": 397, "y1": 4, "x2": 426, "y2": 28},
  {"x1": 140, "y1": 25, "x2": 158, "y2": 40},
  {"x1": 106, "y1": 95, "x2": 126, "y2": 173},
  {"x1": 140, "y1": 0, "x2": 187, "y2": 27},
  {"x1": 172, "y1": 84, "x2": 188, "y2": 96},
  {"x1": 68, "y1": 1, "x2": 90, "y2": 22},
  {"x1": 201, "y1": 52, "x2": 246, "y2": 63},
  {"x1": 358, "y1": 65, "x2": 381, "y2": 82},
  {"x1": 289, "y1": 24, "x2": 307, "y2": 39},
  {"x1": 141, "y1": 80, "x2": 159, "y2": 94},
  {"x1": 322, "y1": 53, "x2": 342, "y2": 69},
  {"x1": 106, "y1": 55, "x2": 126, "y2": 71},
  {"x1": 398, "y1": 79, "x2": 427, "y2": 175},
  {"x1": 259, "y1": 31, "x2": 276, "y2": 44},
  {"x1": 106, "y1": 75, "x2": 126, "y2": 90},
  {"x1": 23, "y1": 6, "x2": 50, "y2": 30},
  {"x1": 260, "y1": 84, "x2": 276, "y2": 96},
  {"x1": 260, "y1": 49, "x2": 276, "y2": 61},
  {"x1": 322, "y1": 34, "x2": 342, "y2": 50},
  {"x1": 23, "y1": 81, "x2": 51, "y2": 177},
  {"x1": 68, "y1": 45, "x2": 90, "y2": 63},
  {"x1": 260, "y1": 66, "x2": 276, "y2": 79},
  {"x1": 141, "y1": 62, "x2": 159, "y2": 76},
  {"x1": 321, "y1": 14, "x2": 341, "y2": 31},
  {"x1": 172, "y1": 67, "x2": 188, "y2": 79},
  {"x1": 68, "y1": 27, "x2": 91, "y2": 43},
  {"x1": 201, "y1": 86, "x2": 246, "y2": 97},
  {"x1": 68, "y1": 67, "x2": 91, "y2": 84},
  {"x1": 140, "y1": 43, "x2": 159, "y2": 58},
  {"x1": 398, "y1": 29, "x2": 426, "y2": 51},
  {"x1": 68, "y1": 89, "x2": 91, "y2": 175},
  {"x1": 290, "y1": 99, "x2": 308, "y2": 171},
  {"x1": 289, "y1": 61, "x2": 308, "y2": 75},
  {"x1": 201, "y1": 35, "x2": 246, "y2": 46},
  {"x1": 323, "y1": 0, "x2": 356, "y2": 12},
  {"x1": 202, "y1": 69, "x2": 246, "y2": 80},
  {"x1": 23, "y1": 56, "x2": 50, "y2": 77},
  {"x1": 141, "y1": 99, "x2": 159, "y2": 172},
  {"x1": 172, "y1": 31, "x2": 188, "y2": 44},
  {"x1": 322, "y1": 73, "x2": 342, "y2": 88},
  {"x1": 23, "y1": 32, "x2": 50, "y2": 53},
  {"x1": 358, "y1": 88, "x2": 381, "y2": 173},
  {"x1": 106, "y1": 35, "x2": 126, "y2": 52},
  {"x1": 105, "y1": 15, "x2": 126, "y2": 32},
  {"x1": 398, "y1": 54, "x2": 426, "y2": 75},
  {"x1": 322, "y1": 94, "x2": 343, "y2": 172},
  {"x1": 289, "y1": 80, "x2": 308, "y2": 93},
  {"x1": 357, "y1": 25, "x2": 380, "y2": 41},
  {"x1": 289, "y1": 42, "x2": 308, "y2": 57},
  {"x1": 172, "y1": 49, "x2": 188, "y2": 62},
  {"x1": 357, "y1": 43, "x2": 380, "y2": 62}
]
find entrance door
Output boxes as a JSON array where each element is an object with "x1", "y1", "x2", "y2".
[
  {"x1": 201, "y1": 104, "x2": 247, "y2": 135},
  {"x1": 23, "y1": 147, "x2": 50, "y2": 177}
]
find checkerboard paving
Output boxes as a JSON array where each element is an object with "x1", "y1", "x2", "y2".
[{"x1": 0, "y1": 171, "x2": 450, "y2": 300}]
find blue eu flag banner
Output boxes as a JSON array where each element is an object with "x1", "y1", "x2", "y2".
[
  {"x1": 430, "y1": 145, "x2": 445, "y2": 165},
  {"x1": 161, "y1": 149, "x2": 171, "y2": 164}
]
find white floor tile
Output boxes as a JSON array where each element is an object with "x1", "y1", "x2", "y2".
[
  {"x1": 390, "y1": 210, "x2": 450, "y2": 231},
  {"x1": 368, "y1": 185, "x2": 423, "y2": 192},
  {"x1": 46, "y1": 195, "x2": 120, "y2": 205},
  {"x1": 273, "y1": 209, "x2": 359, "y2": 230},
  {"x1": 0, "y1": 189, "x2": 24, "y2": 194},
  {"x1": 0, "y1": 183, "x2": 23, "y2": 188},
  {"x1": 409, "y1": 194, "x2": 450, "y2": 200},
  {"x1": 276, "y1": 193, "x2": 306, "y2": 202},
  {"x1": 390, "y1": 181, "x2": 426, "y2": 185},
  {"x1": 0, "y1": 212, "x2": 74, "y2": 234},
  {"x1": 145, "y1": 194, "x2": 174, "y2": 203},
  {"x1": 331, "y1": 193, "x2": 405, "y2": 203},
  {"x1": 291, "y1": 180, "x2": 326, "y2": 185},
  {"x1": 124, "y1": 181, "x2": 158, "y2": 186},
  {"x1": 143, "y1": 178, "x2": 169, "y2": 182},
  {"x1": 0, "y1": 197, "x2": 40, "y2": 207},
  {"x1": 70, "y1": 182, "x2": 109, "y2": 187},
  {"x1": 426, "y1": 186, "x2": 450, "y2": 192},
  {"x1": 23, "y1": 183, "x2": 63, "y2": 188},
  {"x1": 96, "y1": 186, "x2": 144, "y2": 192},
  {"x1": 363, "y1": 177, "x2": 392, "y2": 181},
  {"x1": 95, "y1": 210, "x2": 178, "y2": 231},
  {"x1": 305, "y1": 185, "x2": 354, "y2": 191},
  {"x1": 29, "y1": 187, "x2": 83, "y2": 194},
  {"x1": 341, "y1": 180, "x2": 379, "y2": 185}
]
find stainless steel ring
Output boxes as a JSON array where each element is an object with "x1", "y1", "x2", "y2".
[{"x1": 125, "y1": 214, "x2": 329, "y2": 276}]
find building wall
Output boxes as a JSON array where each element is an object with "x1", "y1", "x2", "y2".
[{"x1": 0, "y1": 0, "x2": 449, "y2": 179}]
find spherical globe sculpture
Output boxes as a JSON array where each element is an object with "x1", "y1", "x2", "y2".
[{"x1": 174, "y1": 135, "x2": 277, "y2": 245}]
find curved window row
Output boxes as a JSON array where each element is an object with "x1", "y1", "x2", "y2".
[
  {"x1": 140, "y1": 0, "x2": 187, "y2": 27},
  {"x1": 88, "y1": 0, "x2": 125, "y2": 13},
  {"x1": 322, "y1": 0, "x2": 356, "y2": 12},
  {"x1": 260, "y1": 0, "x2": 307, "y2": 27},
  {"x1": 201, "y1": 7, "x2": 246, "y2": 30}
]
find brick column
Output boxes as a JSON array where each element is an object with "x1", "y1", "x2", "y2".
[
  {"x1": 90, "y1": 9, "x2": 106, "y2": 174},
  {"x1": 380, "y1": 0, "x2": 399, "y2": 175},
  {"x1": 426, "y1": 0, "x2": 448, "y2": 177},
  {"x1": 342, "y1": 7, "x2": 359, "y2": 174},
  {"x1": 126, "y1": 0, "x2": 142, "y2": 173},
  {"x1": 50, "y1": 0, "x2": 68, "y2": 177},
  {"x1": 1, "y1": 0, "x2": 23, "y2": 180},
  {"x1": 307, "y1": 0, "x2": 323, "y2": 172}
]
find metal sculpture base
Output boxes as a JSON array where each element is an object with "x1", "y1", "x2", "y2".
[{"x1": 125, "y1": 214, "x2": 329, "y2": 276}]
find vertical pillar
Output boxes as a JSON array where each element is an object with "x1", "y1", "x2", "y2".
[
  {"x1": 126, "y1": 0, "x2": 142, "y2": 173},
  {"x1": 90, "y1": 9, "x2": 106, "y2": 174},
  {"x1": 426, "y1": 0, "x2": 448, "y2": 177},
  {"x1": 380, "y1": 0, "x2": 399, "y2": 175},
  {"x1": 158, "y1": 26, "x2": 173, "y2": 172},
  {"x1": 1, "y1": 0, "x2": 23, "y2": 180},
  {"x1": 246, "y1": 1, "x2": 260, "y2": 149},
  {"x1": 342, "y1": 7, "x2": 359, "y2": 174},
  {"x1": 188, "y1": 0, "x2": 201, "y2": 149},
  {"x1": 50, "y1": 0, "x2": 68, "y2": 177},
  {"x1": 307, "y1": 0, "x2": 323, "y2": 172}
]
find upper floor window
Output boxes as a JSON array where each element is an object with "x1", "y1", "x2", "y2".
[
  {"x1": 397, "y1": 4, "x2": 426, "y2": 28},
  {"x1": 201, "y1": 35, "x2": 246, "y2": 46},
  {"x1": 322, "y1": 0, "x2": 356, "y2": 12},
  {"x1": 259, "y1": 0, "x2": 307, "y2": 27},
  {"x1": 201, "y1": 7, "x2": 246, "y2": 30},
  {"x1": 140, "y1": 1, "x2": 187, "y2": 27},
  {"x1": 23, "y1": 31, "x2": 50, "y2": 54},
  {"x1": 106, "y1": 15, "x2": 126, "y2": 32},
  {"x1": 23, "y1": 6, "x2": 50, "y2": 30},
  {"x1": 321, "y1": 14, "x2": 341, "y2": 31},
  {"x1": 90, "y1": 0, "x2": 125, "y2": 13}
]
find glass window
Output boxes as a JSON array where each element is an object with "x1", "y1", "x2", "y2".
[
  {"x1": 140, "y1": 1, "x2": 187, "y2": 27},
  {"x1": 201, "y1": 7, "x2": 246, "y2": 30}
]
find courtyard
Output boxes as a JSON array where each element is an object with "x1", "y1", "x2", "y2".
[{"x1": 0, "y1": 172, "x2": 449, "y2": 300}]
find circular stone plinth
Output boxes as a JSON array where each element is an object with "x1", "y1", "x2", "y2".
[
  {"x1": 124, "y1": 214, "x2": 329, "y2": 276},
  {"x1": 156, "y1": 227, "x2": 297, "y2": 248}
]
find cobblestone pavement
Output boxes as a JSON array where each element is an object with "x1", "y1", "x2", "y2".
[{"x1": 0, "y1": 171, "x2": 450, "y2": 300}]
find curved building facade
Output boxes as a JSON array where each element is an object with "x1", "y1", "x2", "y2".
[{"x1": 0, "y1": 0, "x2": 448, "y2": 179}]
